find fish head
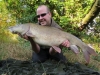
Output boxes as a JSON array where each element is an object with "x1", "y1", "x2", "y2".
[{"x1": 8, "y1": 25, "x2": 25, "y2": 35}]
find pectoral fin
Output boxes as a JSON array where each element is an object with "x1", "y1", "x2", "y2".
[
  {"x1": 70, "y1": 45, "x2": 79, "y2": 54},
  {"x1": 26, "y1": 30, "x2": 34, "y2": 37}
]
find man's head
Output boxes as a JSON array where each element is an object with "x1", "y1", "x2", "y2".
[{"x1": 36, "y1": 5, "x2": 52, "y2": 26}]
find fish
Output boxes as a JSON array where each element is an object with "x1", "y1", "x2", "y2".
[{"x1": 8, "y1": 23, "x2": 97, "y2": 64}]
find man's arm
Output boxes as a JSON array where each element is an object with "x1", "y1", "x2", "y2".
[
  {"x1": 28, "y1": 37, "x2": 40, "y2": 53},
  {"x1": 18, "y1": 34, "x2": 40, "y2": 53}
]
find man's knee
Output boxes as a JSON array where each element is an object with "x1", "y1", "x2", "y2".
[
  {"x1": 32, "y1": 52, "x2": 48, "y2": 63},
  {"x1": 50, "y1": 52, "x2": 67, "y2": 62},
  {"x1": 32, "y1": 53, "x2": 39, "y2": 62}
]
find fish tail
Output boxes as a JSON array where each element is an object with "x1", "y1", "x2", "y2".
[{"x1": 83, "y1": 46, "x2": 97, "y2": 63}]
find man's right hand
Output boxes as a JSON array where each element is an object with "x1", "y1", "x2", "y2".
[
  {"x1": 18, "y1": 33, "x2": 34, "y2": 42},
  {"x1": 18, "y1": 33, "x2": 40, "y2": 53},
  {"x1": 18, "y1": 33, "x2": 29, "y2": 40}
]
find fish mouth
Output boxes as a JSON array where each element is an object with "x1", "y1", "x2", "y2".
[{"x1": 8, "y1": 28, "x2": 17, "y2": 34}]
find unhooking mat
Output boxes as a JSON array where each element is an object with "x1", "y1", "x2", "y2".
[{"x1": 0, "y1": 58, "x2": 100, "y2": 75}]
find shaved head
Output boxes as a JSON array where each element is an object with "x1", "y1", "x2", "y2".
[{"x1": 37, "y1": 5, "x2": 50, "y2": 13}]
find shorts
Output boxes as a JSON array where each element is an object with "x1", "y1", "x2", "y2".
[{"x1": 32, "y1": 48, "x2": 67, "y2": 63}]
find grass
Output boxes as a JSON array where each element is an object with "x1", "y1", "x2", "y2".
[
  {"x1": 0, "y1": 38, "x2": 100, "y2": 72},
  {"x1": 64, "y1": 50, "x2": 100, "y2": 71},
  {"x1": 0, "y1": 41, "x2": 32, "y2": 61}
]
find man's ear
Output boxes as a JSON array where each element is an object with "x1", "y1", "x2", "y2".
[{"x1": 48, "y1": 11, "x2": 52, "y2": 17}]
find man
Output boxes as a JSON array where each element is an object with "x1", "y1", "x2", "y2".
[{"x1": 22, "y1": 5, "x2": 70, "y2": 63}]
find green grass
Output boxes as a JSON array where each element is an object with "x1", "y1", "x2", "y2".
[
  {"x1": 0, "y1": 40, "x2": 32, "y2": 60},
  {"x1": 0, "y1": 36, "x2": 100, "y2": 71}
]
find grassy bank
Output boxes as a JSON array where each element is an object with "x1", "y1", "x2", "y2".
[
  {"x1": 0, "y1": 38, "x2": 100, "y2": 71},
  {"x1": 0, "y1": 41, "x2": 32, "y2": 61}
]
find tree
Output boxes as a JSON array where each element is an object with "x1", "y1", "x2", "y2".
[
  {"x1": 2, "y1": 0, "x2": 100, "y2": 42},
  {"x1": 78, "y1": 0, "x2": 100, "y2": 31}
]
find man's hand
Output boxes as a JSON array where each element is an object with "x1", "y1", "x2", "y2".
[
  {"x1": 61, "y1": 40, "x2": 70, "y2": 47},
  {"x1": 18, "y1": 33, "x2": 28, "y2": 40}
]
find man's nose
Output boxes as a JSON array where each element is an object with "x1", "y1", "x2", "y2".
[{"x1": 39, "y1": 16, "x2": 43, "y2": 19}]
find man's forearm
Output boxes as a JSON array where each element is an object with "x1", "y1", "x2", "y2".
[{"x1": 28, "y1": 37, "x2": 40, "y2": 53}]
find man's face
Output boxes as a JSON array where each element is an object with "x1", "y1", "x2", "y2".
[{"x1": 36, "y1": 6, "x2": 51, "y2": 26}]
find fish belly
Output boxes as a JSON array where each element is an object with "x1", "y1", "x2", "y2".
[{"x1": 33, "y1": 36, "x2": 65, "y2": 46}]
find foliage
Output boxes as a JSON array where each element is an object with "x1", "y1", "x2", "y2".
[
  {"x1": 0, "y1": 0, "x2": 99, "y2": 47},
  {"x1": 0, "y1": 0, "x2": 99, "y2": 50},
  {"x1": 0, "y1": 0, "x2": 17, "y2": 42},
  {"x1": 4, "y1": 0, "x2": 93, "y2": 24}
]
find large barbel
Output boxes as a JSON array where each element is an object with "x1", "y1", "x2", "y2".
[{"x1": 8, "y1": 23, "x2": 97, "y2": 64}]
